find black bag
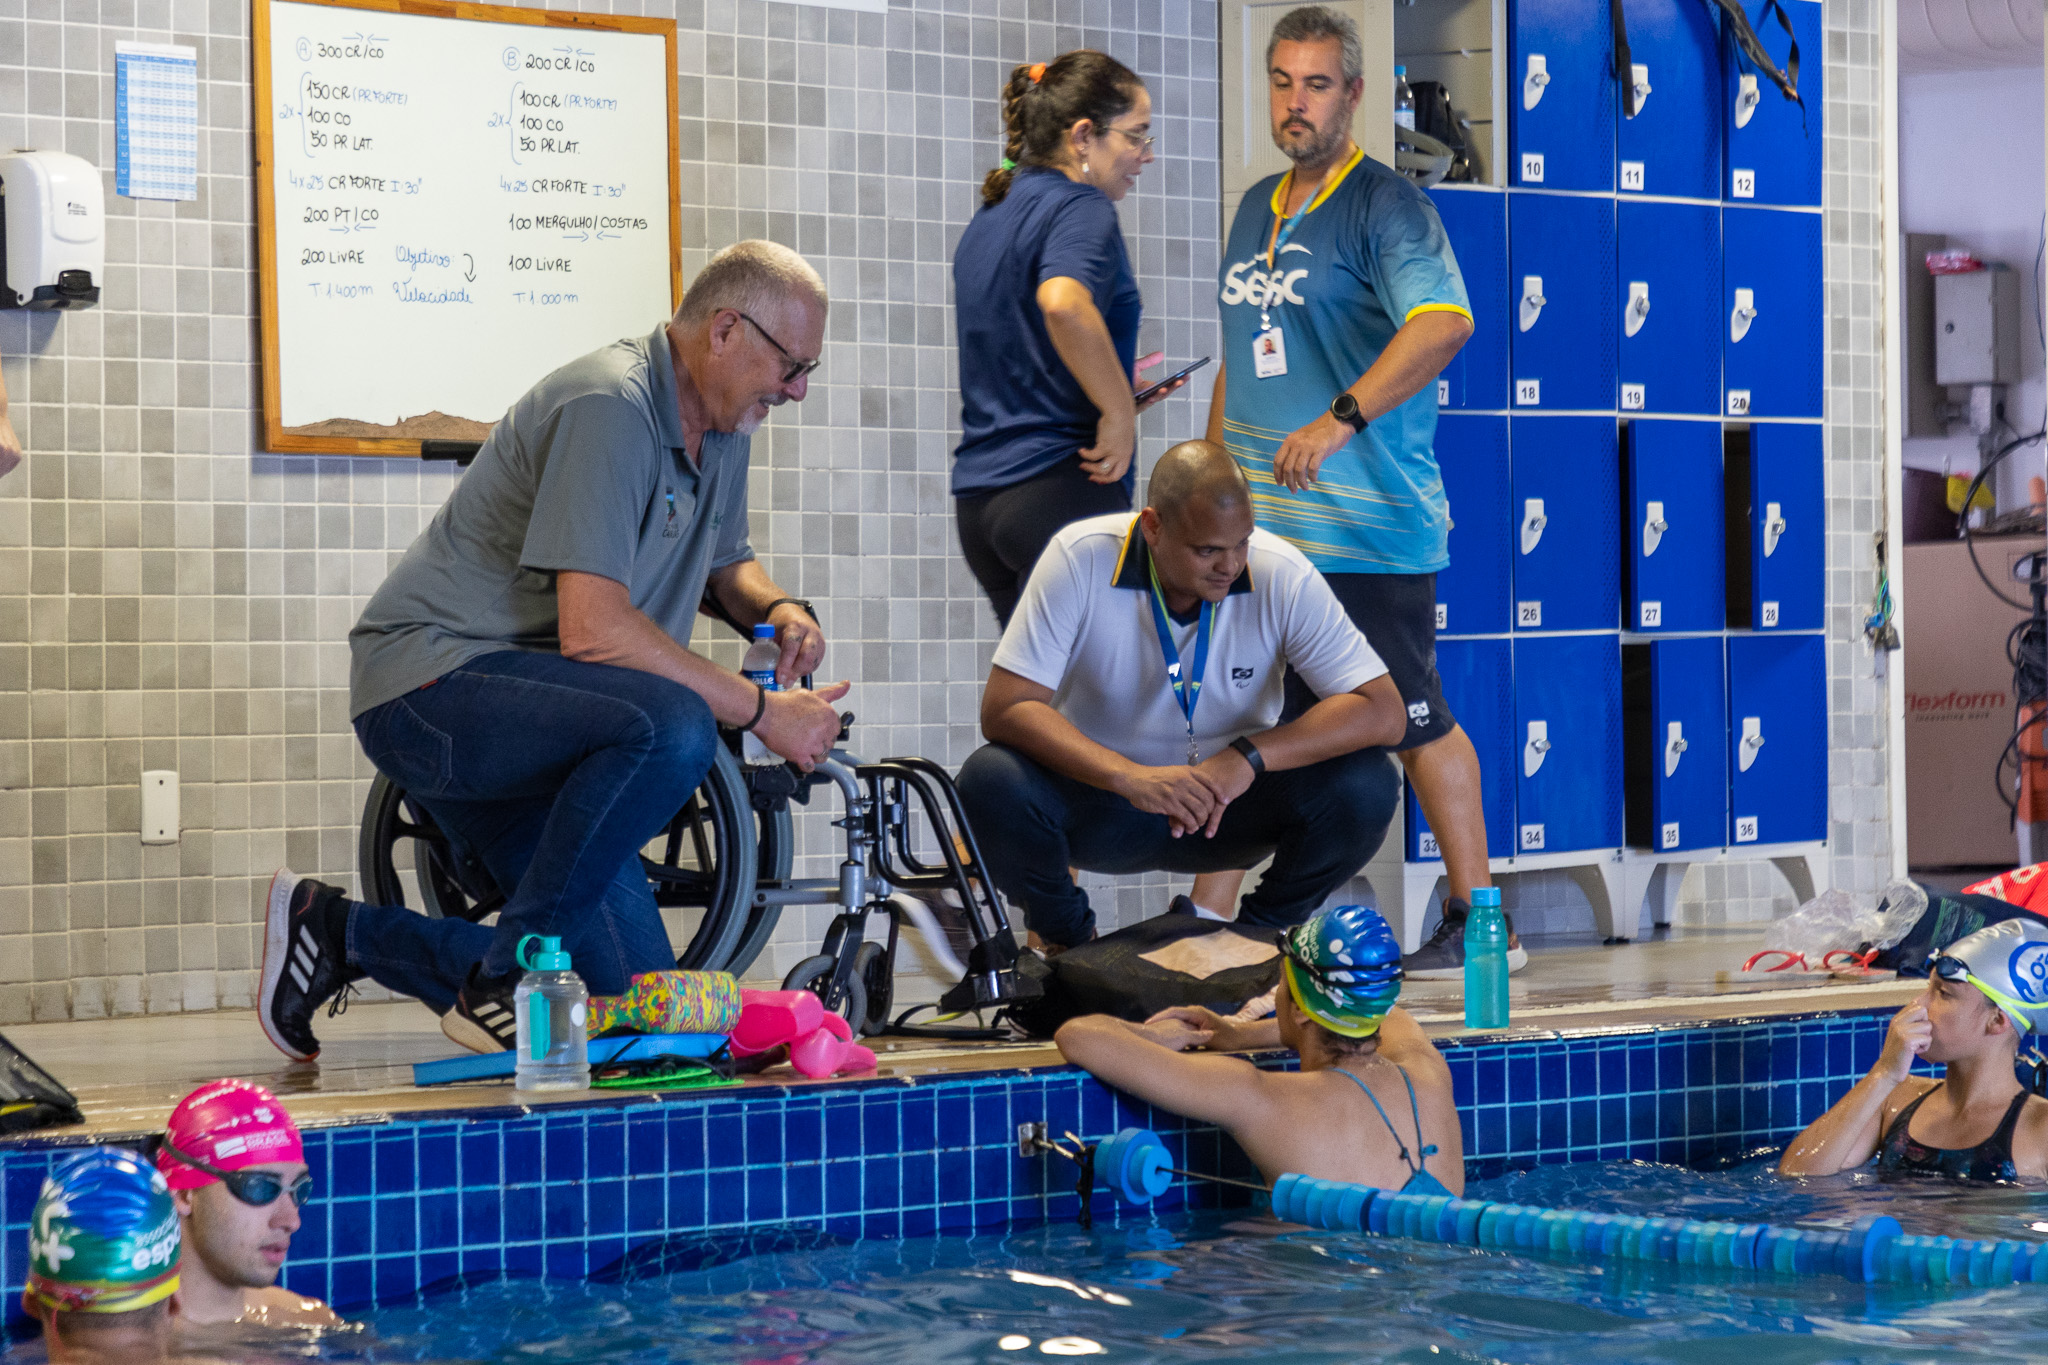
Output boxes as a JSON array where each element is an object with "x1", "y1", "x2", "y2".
[
  {"x1": 0, "y1": 1031, "x2": 83, "y2": 1135},
  {"x1": 1872, "y1": 886, "x2": 2048, "y2": 977},
  {"x1": 1409, "y1": 80, "x2": 1472, "y2": 183},
  {"x1": 1008, "y1": 914, "x2": 1284, "y2": 1038}
]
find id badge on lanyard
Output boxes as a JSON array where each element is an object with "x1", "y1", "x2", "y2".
[
  {"x1": 1255, "y1": 176, "x2": 1311, "y2": 380},
  {"x1": 1147, "y1": 559, "x2": 1214, "y2": 766}
]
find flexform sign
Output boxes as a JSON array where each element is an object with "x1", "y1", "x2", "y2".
[{"x1": 1906, "y1": 689, "x2": 2007, "y2": 719}]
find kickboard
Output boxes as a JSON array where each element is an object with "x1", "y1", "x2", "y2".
[{"x1": 412, "y1": 1033, "x2": 728, "y2": 1087}]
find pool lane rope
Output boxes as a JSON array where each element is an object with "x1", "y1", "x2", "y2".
[{"x1": 1084, "y1": 1129, "x2": 2048, "y2": 1287}]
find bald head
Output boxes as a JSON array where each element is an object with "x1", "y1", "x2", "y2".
[{"x1": 1147, "y1": 441, "x2": 1250, "y2": 526}]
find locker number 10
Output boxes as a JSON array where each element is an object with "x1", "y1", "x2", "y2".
[{"x1": 1520, "y1": 152, "x2": 1545, "y2": 183}]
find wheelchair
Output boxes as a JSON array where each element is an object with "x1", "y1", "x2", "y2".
[{"x1": 356, "y1": 713, "x2": 1037, "y2": 1037}]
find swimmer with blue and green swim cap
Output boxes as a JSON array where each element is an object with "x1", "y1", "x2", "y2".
[
  {"x1": 1056, "y1": 903, "x2": 1464, "y2": 1195},
  {"x1": 22, "y1": 1146, "x2": 184, "y2": 1362},
  {"x1": 1783, "y1": 918, "x2": 2048, "y2": 1183}
]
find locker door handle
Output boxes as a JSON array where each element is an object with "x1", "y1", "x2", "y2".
[
  {"x1": 1520, "y1": 498, "x2": 1547, "y2": 555},
  {"x1": 1523, "y1": 54, "x2": 1550, "y2": 111},
  {"x1": 1625, "y1": 281, "x2": 1651, "y2": 338},
  {"x1": 1733, "y1": 73, "x2": 1760, "y2": 129},
  {"x1": 1664, "y1": 722, "x2": 1687, "y2": 778},
  {"x1": 1763, "y1": 501, "x2": 1786, "y2": 557},
  {"x1": 1628, "y1": 62, "x2": 1651, "y2": 117},
  {"x1": 1642, "y1": 501, "x2": 1667, "y2": 557},
  {"x1": 1739, "y1": 716, "x2": 1765, "y2": 773},
  {"x1": 1730, "y1": 288, "x2": 1757, "y2": 343},
  {"x1": 1524, "y1": 720, "x2": 1551, "y2": 778},
  {"x1": 1519, "y1": 275, "x2": 1547, "y2": 333}
]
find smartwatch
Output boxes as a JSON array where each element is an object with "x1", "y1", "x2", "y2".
[{"x1": 1330, "y1": 393, "x2": 1368, "y2": 433}]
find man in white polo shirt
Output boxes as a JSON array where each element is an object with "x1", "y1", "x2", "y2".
[{"x1": 956, "y1": 440, "x2": 1408, "y2": 950}]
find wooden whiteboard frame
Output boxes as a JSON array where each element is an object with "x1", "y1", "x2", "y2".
[{"x1": 252, "y1": 0, "x2": 681, "y2": 457}]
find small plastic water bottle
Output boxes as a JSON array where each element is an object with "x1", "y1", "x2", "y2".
[
  {"x1": 740, "y1": 623, "x2": 781, "y2": 765},
  {"x1": 1463, "y1": 888, "x2": 1509, "y2": 1030},
  {"x1": 1394, "y1": 65, "x2": 1416, "y2": 131},
  {"x1": 513, "y1": 934, "x2": 589, "y2": 1092}
]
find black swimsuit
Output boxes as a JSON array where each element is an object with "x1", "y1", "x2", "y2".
[{"x1": 1876, "y1": 1084, "x2": 2031, "y2": 1183}]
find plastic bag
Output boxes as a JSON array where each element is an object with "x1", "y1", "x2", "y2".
[{"x1": 1763, "y1": 879, "x2": 1927, "y2": 957}]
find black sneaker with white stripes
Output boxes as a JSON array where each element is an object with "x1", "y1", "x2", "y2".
[
  {"x1": 259, "y1": 868, "x2": 363, "y2": 1061},
  {"x1": 441, "y1": 964, "x2": 521, "y2": 1054}
]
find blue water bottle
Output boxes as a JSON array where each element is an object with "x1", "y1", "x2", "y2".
[
  {"x1": 1463, "y1": 887, "x2": 1509, "y2": 1030},
  {"x1": 739, "y1": 623, "x2": 782, "y2": 766}
]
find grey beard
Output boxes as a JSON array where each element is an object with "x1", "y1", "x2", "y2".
[{"x1": 1277, "y1": 119, "x2": 1347, "y2": 167}]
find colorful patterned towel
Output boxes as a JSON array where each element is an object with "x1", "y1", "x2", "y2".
[{"x1": 589, "y1": 970, "x2": 742, "y2": 1037}]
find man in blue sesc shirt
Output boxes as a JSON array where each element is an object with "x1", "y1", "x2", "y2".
[{"x1": 1192, "y1": 6, "x2": 1523, "y2": 977}]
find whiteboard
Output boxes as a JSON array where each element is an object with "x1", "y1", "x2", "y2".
[{"x1": 254, "y1": 0, "x2": 679, "y2": 454}]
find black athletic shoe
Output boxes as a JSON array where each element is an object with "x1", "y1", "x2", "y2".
[
  {"x1": 1402, "y1": 898, "x2": 1530, "y2": 980},
  {"x1": 259, "y1": 868, "x2": 362, "y2": 1061},
  {"x1": 442, "y1": 964, "x2": 521, "y2": 1054}
]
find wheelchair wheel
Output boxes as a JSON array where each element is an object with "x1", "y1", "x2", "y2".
[
  {"x1": 721, "y1": 803, "x2": 795, "y2": 978},
  {"x1": 783, "y1": 952, "x2": 868, "y2": 1037},
  {"x1": 852, "y1": 941, "x2": 892, "y2": 1038},
  {"x1": 356, "y1": 742, "x2": 763, "y2": 972}
]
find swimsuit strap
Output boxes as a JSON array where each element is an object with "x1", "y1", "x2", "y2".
[
  {"x1": 1879, "y1": 1081, "x2": 1939, "y2": 1153},
  {"x1": 1988, "y1": 1086, "x2": 2033, "y2": 1152},
  {"x1": 1334, "y1": 1064, "x2": 1438, "y2": 1180}
]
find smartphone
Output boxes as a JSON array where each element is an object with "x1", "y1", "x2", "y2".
[{"x1": 1134, "y1": 355, "x2": 1212, "y2": 405}]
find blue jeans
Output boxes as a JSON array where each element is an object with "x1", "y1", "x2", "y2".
[
  {"x1": 348, "y1": 651, "x2": 718, "y2": 1011},
  {"x1": 956, "y1": 743, "x2": 1399, "y2": 948}
]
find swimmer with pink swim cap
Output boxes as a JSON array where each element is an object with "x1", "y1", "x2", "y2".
[{"x1": 155, "y1": 1080, "x2": 342, "y2": 1328}]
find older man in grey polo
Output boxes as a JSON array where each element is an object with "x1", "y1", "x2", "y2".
[{"x1": 258, "y1": 240, "x2": 850, "y2": 1059}]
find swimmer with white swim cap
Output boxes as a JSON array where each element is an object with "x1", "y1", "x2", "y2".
[{"x1": 1781, "y1": 918, "x2": 2048, "y2": 1183}]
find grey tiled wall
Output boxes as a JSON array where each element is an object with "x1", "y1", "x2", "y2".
[
  {"x1": 0, "y1": 0, "x2": 1219, "y2": 1021},
  {"x1": 0, "y1": 0, "x2": 1887, "y2": 1022}
]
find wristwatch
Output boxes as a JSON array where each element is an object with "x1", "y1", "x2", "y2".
[
  {"x1": 763, "y1": 597, "x2": 817, "y2": 623},
  {"x1": 1330, "y1": 393, "x2": 1368, "y2": 433}
]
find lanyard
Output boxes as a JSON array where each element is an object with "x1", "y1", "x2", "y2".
[
  {"x1": 1146, "y1": 558, "x2": 1215, "y2": 765},
  {"x1": 1260, "y1": 144, "x2": 1364, "y2": 330}
]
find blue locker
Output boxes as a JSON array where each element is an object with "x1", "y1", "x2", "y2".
[
  {"x1": 1726, "y1": 633, "x2": 1826, "y2": 845},
  {"x1": 1617, "y1": 200, "x2": 1721, "y2": 416},
  {"x1": 1625, "y1": 419, "x2": 1724, "y2": 632},
  {"x1": 1513, "y1": 634, "x2": 1623, "y2": 853},
  {"x1": 1436, "y1": 414, "x2": 1512, "y2": 636},
  {"x1": 1722, "y1": 0, "x2": 1823, "y2": 207},
  {"x1": 1722, "y1": 206, "x2": 1822, "y2": 419},
  {"x1": 1510, "y1": 415, "x2": 1619, "y2": 631},
  {"x1": 1726, "y1": 422, "x2": 1823, "y2": 630},
  {"x1": 1624, "y1": 638, "x2": 1728, "y2": 852},
  {"x1": 1508, "y1": 194, "x2": 1617, "y2": 411},
  {"x1": 1405, "y1": 638, "x2": 1515, "y2": 863},
  {"x1": 1429, "y1": 187, "x2": 1508, "y2": 411},
  {"x1": 1615, "y1": 0, "x2": 1721, "y2": 200},
  {"x1": 1509, "y1": 0, "x2": 1615, "y2": 191}
]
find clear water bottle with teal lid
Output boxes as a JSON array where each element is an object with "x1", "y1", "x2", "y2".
[
  {"x1": 1463, "y1": 888, "x2": 1509, "y2": 1030},
  {"x1": 513, "y1": 934, "x2": 589, "y2": 1092},
  {"x1": 1394, "y1": 65, "x2": 1416, "y2": 131}
]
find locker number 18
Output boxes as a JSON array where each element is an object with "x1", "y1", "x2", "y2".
[{"x1": 1515, "y1": 379, "x2": 1542, "y2": 406}]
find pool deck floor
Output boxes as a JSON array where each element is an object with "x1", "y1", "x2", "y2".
[{"x1": 3, "y1": 925, "x2": 1916, "y2": 1143}]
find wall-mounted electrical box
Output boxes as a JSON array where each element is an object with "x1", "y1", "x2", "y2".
[{"x1": 1934, "y1": 266, "x2": 2021, "y2": 386}]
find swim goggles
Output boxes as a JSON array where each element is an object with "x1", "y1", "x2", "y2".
[
  {"x1": 1272, "y1": 929, "x2": 1402, "y2": 994},
  {"x1": 1931, "y1": 951, "x2": 2040, "y2": 1028},
  {"x1": 159, "y1": 1141, "x2": 314, "y2": 1208}
]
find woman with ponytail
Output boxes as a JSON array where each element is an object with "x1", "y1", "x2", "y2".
[{"x1": 951, "y1": 50, "x2": 1179, "y2": 627}]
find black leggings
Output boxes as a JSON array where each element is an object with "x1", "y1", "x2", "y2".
[{"x1": 955, "y1": 460, "x2": 1132, "y2": 627}]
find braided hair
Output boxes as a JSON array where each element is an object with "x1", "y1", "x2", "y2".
[{"x1": 980, "y1": 50, "x2": 1145, "y2": 207}]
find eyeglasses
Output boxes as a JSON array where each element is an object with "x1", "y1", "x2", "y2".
[
  {"x1": 162, "y1": 1142, "x2": 313, "y2": 1208},
  {"x1": 1104, "y1": 125, "x2": 1156, "y2": 150},
  {"x1": 735, "y1": 311, "x2": 821, "y2": 385}
]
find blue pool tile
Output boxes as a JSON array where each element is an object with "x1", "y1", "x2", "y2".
[
  {"x1": 862, "y1": 1096, "x2": 900, "y2": 1154},
  {"x1": 901, "y1": 1150, "x2": 936, "y2": 1207},
  {"x1": 544, "y1": 1122, "x2": 586, "y2": 1182},
  {"x1": 546, "y1": 1243, "x2": 586, "y2": 1280},
  {"x1": 1508, "y1": 1103, "x2": 1537, "y2": 1154},
  {"x1": 417, "y1": 1132, "x2": 458, "y2": 1191},
  {"x1": 937, "y1": 1092, "x2": 970, "y2": 1145},
  {"x1": 864, "y1": 1151, "x2": 901, "y2": 1209},
  {"x1": 708, "y1": 1167, "x2": 746, "y2": 1227},
  {"x1": 901, "y1": 1092, "x2": 937, "y2": 1148},
  {"x1": 1475, "y1": 1107, "x2": 1504, "y2": 1154},
  {"x1": 903, "y1": 1205, "x2": 937, "y2": 1238},
  {"x1": 746, "y1": 1109, "x2": 784, "y2": 1166},
  {"x1": 330, "y1": 1258, "x2": 373, "y2": 1312},
  {"x1": 626, "y1": 1112, "x2": 666, "y2": 1176},
  {"x1": 505, "y1": 1242, "x2": 544, "y2": 1276},
  {"x1": 460, "y1": 1189, "x2": 501, "y2": 1243},
  {"x1": 667, "y1": 1110, "x2": 706, "y2": 1172},
  {"x1": 329, "y1": 1200, "x2": 373, "y2": 1259},
  {"x1": 503, "y1": 1184, "x2": 543, "y2": 1242},
  {"x1": 626, "y1": 1174, "x2": 665, "y2": 1233},
  {"x1": 418, "y1": 1251, "x2": 460, "y2": 1291},
  {"x1": 374, "y1": 1199, "x2": 419, "y2": 1256},
  {"x1": 1568, "y1": 1049, "x2": 1596, "y2": 1098},
  {"x1": 419, "y1": 1192, "x2": 459, "y2": 1250},
  {"x1": 375, "y1": 1132, "x2": 417, "y2": 1196},
  {"x1": 587, "y1": 1116, "x2": 625, "y2": 1180},
  {"x1": 587, "y1": 1179, "x2": 625, "y2": 1236},
  {"x1": 330, "y1": 1135, "x2": 373, "y2": 1199},
  {"x1": 745, "y1": 1166, "x2": 784, "y2": 1223},
  {"x1": 295, "y1": 1201, "x2": 329, "y2": 1260},
  {"x1": 666, "y1": 1173, "x2": 705, "y2": 1231},
  {"x1": 826, "y1": 1095, "x2": 863, "y2": 1154},
  {"x1": 460, "y1": 1246, "x2": 505, "y2": 1279},
  {"x1": 504, "y1": 1122, "x2": 542, "y2": 1181},
  {"x1": 706, "y1": 1104, "x2": 744, "y2": 1167},
  {"x1": 786, "y1": 1103, "x2": 824, "y2": 1163},
  {"x1": 1538, "y1": 1101, "x2": 1566, "y2": 1151},
  {"x1": 544, "y1": 1181, "x2": 584, "y2": 1241},
  {"x1": 787, "y1": 1164, "x2": 824, "y2": 1219},
  {"x1": 1537, "y1": 1050, "x2": 1566, "y2": 1100}
]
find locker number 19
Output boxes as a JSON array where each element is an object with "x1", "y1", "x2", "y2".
[
  {"x1": 1734, "y1": 815, "x2": 1759, "y2": 844},
  {"x1": 1621, "y1": 383, "x2": 1645, "y2": 411}
]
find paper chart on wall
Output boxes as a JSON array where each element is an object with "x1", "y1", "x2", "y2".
[
  {"x1": 255, "y1": 0, "x2": 679, "y2": 454},
  {"x1": 115, "y1": 42, "x2": 198, "y2": 201}
]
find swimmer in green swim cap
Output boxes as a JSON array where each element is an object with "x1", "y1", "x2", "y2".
[
  {"x1": 1781, "y1": 918, "x2": 2048, "y2": 1183},
  {"x1": 23, "y1": 1147, "x2": 185, "y2": 1362},
  {"x1": 1056, "y1": 903, "x2": 1463, "y2": 1194}
]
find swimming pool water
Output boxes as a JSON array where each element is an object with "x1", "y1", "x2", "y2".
[{"x1": 116, "y1": 1162, "x2": 2048, "y2": 1365}]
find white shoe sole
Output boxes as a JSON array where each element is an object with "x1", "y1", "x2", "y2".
[
  {"x1": 257, "y1": 867, "x2": 313, "y2": 1061},
  {"x1": 441, "y1": 1007, "x2": 512, "y2": 1056},
  {"x1": 891, "y1": 893, "x2": 967, "y2": 982},
  {"x1": 1404, "y1": 944, "x2": 1531, "y2": 981}
]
